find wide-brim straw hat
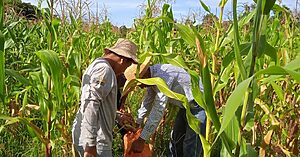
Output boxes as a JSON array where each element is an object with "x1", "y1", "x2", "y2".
[
  {"x1": 122, "y1": 57, "x2": 151, "y2": 96},
  {"x1": 124, "y1": 56, "x2": 151, "y2": 81},
  {"x1": 105, "y1": 38, "x2": 138, "y2": 63}
]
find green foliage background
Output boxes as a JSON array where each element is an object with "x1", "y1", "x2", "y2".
[{"x1": 0, "y1": 0, "x2": 300, "y2": 156}]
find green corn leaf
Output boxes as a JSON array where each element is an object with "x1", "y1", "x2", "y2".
[
  {"x1": 0, "y1": 31, "x2": 4, "y2": 102},
  {"x1": 222, "y1": 43, "x2": 251, "y2": 68},
  {"x1": 270, "y1": 82, "x2": 284, "y2": 101},
  {"x1": 18, "y1": 117, "x2": 47, "y2": 145},
  {"x1": 176, "y1": 24, "x2": 196, "y2": 47},
  {"x1": 240, "y1": 10, "x2": 256, "y2": 26},
  {"x1": 26, "y1": 124, "x2": 37, "y2": 138},
  {"x1": 202, "y1": 68, "x2": 220, "y2": 129},
  {"x1": 240, "y1": 43, "x2": 252, "y2": 55},
  {"x1": 202, "y1": 65, "x2": 235, "y2": 153},
  {"x1": 22, "y1": 88, "x2": 30, "y2": 115},
  {"x1": 284, "y1": 57, "x2": 300, "y2": 70},
  {"x1": 262, "y1": 57, "x2": 300, "y2": 83},
  {"x1": 136, "y1": 77, "x2": 203, "y2": 135},
  {"x1": 218, "y1": 77, "x2": 253, "y2": 137},
  {"x1": 246, "y1": 144, "x2": 258, "y2": 157},
  {"x1": 233, "y1": 0, "x2": 247, "y2": 80},
  {"x1": 65, "y1": 75, "x2": 81, "y2": 87},
  {"x1": 146, "y1": 16, "x2": 174, "y2": 24},
  {"x1": 0, "y1": 115, "x2": 20, "y2": 132},
  {"x1": 213, "y1": 67, "x2": 231, "y2": 95},
  {"x1": 263, "y1": 42, "x2": 277, "y2": 62},
  {"x1": 200, "y1": 134, "x2": 211, "y2": 156},
  {"x1": 222, "y1": 52, "x2": 235, "y2": 67},
  {"x1": 7, "y1": 23, "x2": 18, "y2": 42},
  {"x1": 137, "y1": 77, "x2": 186, "y2": 101},
  {"x1": 0, "y1": 116, "x2": 43, "y2": 144},
  {"x1": 272, "y1": 4, "x2": 287, "y2": 13},
  {"x1": 220, "y1": 116, "x2": 240, "y2": 156},
  {"x1": 0, "y1": 0, "x2": 3, "y2": 102},
  {"x1": 239, "y1": 139, "x2": 258, "y2": 157},
  {"x1": 166, "y1": 55, "x2": 188, "y2": 69},
  {"x1": 52, "y1": 18, "x2": 60, "y2": 34},
  {"x1": 221, "y1": 11, "x2": 255, "y2": 48},
  {"x1": 30, "y1": 71, "x2": 50, "y2": 121},
  {"x1": 43, "y1": 14, "x2": 56, "y2": 47},
  {"x1": 257, "y1": 35, "x2": 266, "y2": 58},
  {"x1": 256, "y1": 66, "x2": 300, "y2": 82},
  {"x1": 4, "y1": 38, "x2": 14, "y2": 50},
  {"x1": 189, "y1": 70, "x2": 206, "y2": 110},
  {"x1": 162, "y1": 3, "x2": 171, "y2": 16},
  {"x1": 255, "y1": 66, "x2": 288, "y2": 76},
  {"x1": 0, "y1": 0, "x2": 3, "y2": 30},
  {"x1": 5, "y1": 69, "x2": 31, "y2": 86},
  {"x1": 199, "y1": 0, "x2": 211, "y2": 13},
  {"x1": 284, "y1": 68, "x2": 300, "y2": 83},
  {"x1": 219, "y1": 0, "x2": 229, "y2": 7},
  {"x1": 36, "y1": 50, "x2": 64, "y2": 106},
  {"x1": 263, "y1": 0, "x2": 276, "y2": 15},
  {"x1": 165, "y1": 55, "x2": 206, "y2": 110}
]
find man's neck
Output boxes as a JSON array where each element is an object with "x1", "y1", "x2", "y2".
[{"x1": 103, "y1": 56, "x2": 121, "y2": 76}]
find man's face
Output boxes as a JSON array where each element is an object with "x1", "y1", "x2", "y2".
[
  {"x1": 124, "y1": 58, "x2": 134, "y2": 68},
  {"x1": 117, "y1": 57, "x2": 134, "y2": 75}
]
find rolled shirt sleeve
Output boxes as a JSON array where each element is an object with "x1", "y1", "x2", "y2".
[
  {"x1": 136, "y1": 87, "x2": 156, "y2": 125},
  {"x1": 140, "y1": 91, "x2": 168, "y2": 140},
  {"x1": 81, "y1": 102, "x2": 100, "y2": 146},
  {"x1": 139, "y1": 77, "x2": 174, "y2": 141}
]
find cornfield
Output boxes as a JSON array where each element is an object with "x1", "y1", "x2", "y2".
[{"x1": 0, "y1": 0, "x2": 300, "y2": 156}]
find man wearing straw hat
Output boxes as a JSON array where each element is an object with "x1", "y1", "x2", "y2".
[
  {"x1": 72, "y1": 38, "x2": 138, "y2": 157},
  {"x1": 124, "y1": 57, "x2": 206, "y2": 157}
]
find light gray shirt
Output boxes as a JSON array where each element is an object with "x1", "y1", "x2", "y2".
[
  {"x1": 136, "y1": 64, "x2": 203, "y2": 140},
  {"x1": 72, "y1": 58, "x2": 117, "y2": 151}
]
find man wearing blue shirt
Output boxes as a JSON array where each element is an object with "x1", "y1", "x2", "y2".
[{"x1": 125, "y1": 62, "x2": 206, "y2": 157}]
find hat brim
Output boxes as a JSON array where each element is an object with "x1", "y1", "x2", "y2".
[
  {"x1": 124, "y1": 56, "x2": 151, "y2": 81},
  {"x1": 122, "y1": 57, "x2": 151, "y2": 96},
  {"x1": 105, "y1": 48, "x2": 138, "y2": 63}
]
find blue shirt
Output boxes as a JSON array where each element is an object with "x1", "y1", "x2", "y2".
[{"x1": 137, "y1": 64, "x2": 203, "y2": 140}]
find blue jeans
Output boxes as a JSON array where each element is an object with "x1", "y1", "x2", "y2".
[{"x1": 168, "y1": 102, "x2": 206, "y2": 157}]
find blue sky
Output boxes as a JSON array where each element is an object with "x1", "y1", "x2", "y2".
[{"x1": 23, "y1": 0, "x2": 296, "y2": 27}]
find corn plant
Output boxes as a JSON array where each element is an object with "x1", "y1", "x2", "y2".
[
  {"x1": 0, "y1": 0, "x2": 300, "y2": 156},
  {"x1": 0, "y1": 0, "x2": 4, "y2": 103},
  {"x1": 124, "y1": 0, "x2": 300, "y2": 156},
  {"x1": 0, "y1": 2, "x2": 118, "y2": 156}
]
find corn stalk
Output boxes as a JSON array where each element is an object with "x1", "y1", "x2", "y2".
[{"x1": 0, "y1": 0, "x2": 4, "y2": 103}]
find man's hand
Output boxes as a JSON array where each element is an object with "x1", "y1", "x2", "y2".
[
  {"x1": 129, "y1": 137, "x2": 145, "y2": 153},
  {"x1": 84, "y1": 146, "x2": 96, "y2": 157},
  {"x1": 116, "y1": 111, "x2": 137, "y2": 132}
]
